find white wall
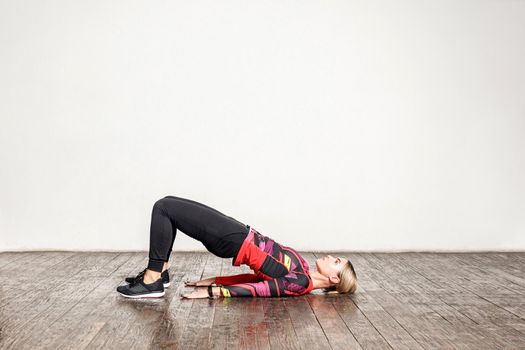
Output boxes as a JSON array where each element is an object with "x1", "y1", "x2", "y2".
[{"x1": 1, "y1": 0, "x2": 524, "y2": 252}]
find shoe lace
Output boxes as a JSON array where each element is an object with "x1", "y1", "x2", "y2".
[{"x1": 130, "y1": 269, "x2": 146, "y2": 287}]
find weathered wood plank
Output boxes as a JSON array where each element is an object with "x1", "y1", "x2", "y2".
[
  {"x1": 54, "y1": 252, "x2": 147, "y2": 349},
  {"x1": 2, "y1": 252, "x2": 121, "y2": 349},
  {"x1": 0, "y1": 251, "x2": 524, "y2": 350},
  {"x1": 348, "y1": 253, "x2": 426, "y2": 350},
  {"x1": 25, "y1": 252, "x2": 137, "y2": 349},
  {"x1": 0, "y1": 252, "x2": 115, "y2": 348},
  {"x1": 375, "y1": 252, "x2": 523, "y2": 348}
]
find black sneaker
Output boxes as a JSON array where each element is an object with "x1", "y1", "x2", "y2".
[
  {"x1": 117, "y1": 275, "x2": 165, "y2": 298},
  {"x1": 125, "y1": 268, "x2": 170, "y2": 288}
]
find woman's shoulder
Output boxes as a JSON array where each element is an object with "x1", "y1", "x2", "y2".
[{"x1": 281, "y1": 246, "x2": 310, "y2": 273}]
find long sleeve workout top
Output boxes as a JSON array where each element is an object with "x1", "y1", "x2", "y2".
[{"x1": 215, "y1": 225, "x2": 314, "y2": 297}]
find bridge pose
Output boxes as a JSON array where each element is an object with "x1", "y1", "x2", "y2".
[{"x1": 117, "y1": 195, "x2": 357, "y2": 299}]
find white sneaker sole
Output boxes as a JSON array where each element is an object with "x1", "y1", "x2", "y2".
[
  {"x1": 118, "y1": 291, "x2": 165, "y2": 298},
  {"x1": 126, "y1": 282, "x2": 170, "y2": 288}
]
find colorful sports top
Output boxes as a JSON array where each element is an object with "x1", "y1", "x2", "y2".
[{"x1": 215, "y1": 225, "x2": 314, "y2": 297}]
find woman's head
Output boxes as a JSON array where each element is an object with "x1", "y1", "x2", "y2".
[{"x1": 315, "y1": 255, "x2": 358, "y2": 294}]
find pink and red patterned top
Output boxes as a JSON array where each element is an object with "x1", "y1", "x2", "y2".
[{"x1": 216, "y1": 226, "x2": 313, "y2": 297}]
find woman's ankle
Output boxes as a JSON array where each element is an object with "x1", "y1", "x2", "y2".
[{"x1": 144, "y1": 269, "x2": 161, "y2": 283}]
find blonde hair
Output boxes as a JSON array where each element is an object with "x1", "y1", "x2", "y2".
[{"x1": 322, "y1": 259, "x2": 358, "y2": 294}]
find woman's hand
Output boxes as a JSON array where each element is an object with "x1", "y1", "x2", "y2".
[
  {"x1": 181, "y1": 289, "x2": 209, "y2": 299},
  {"x1": 181, "y1": 286, "x2": 220, "y2": 299},
  {"x1": 184, "y1": 277, "x2": 216, "y2": 287}
]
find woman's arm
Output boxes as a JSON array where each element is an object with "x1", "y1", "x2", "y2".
[
  {"x1": 182, "y1": 273, "x2": 310, "y2": 299},
  {"x1": 185, "y1": 271, "x2": 268, "y2": 287},
  {"x1": 219, "y1": 273, "x2": 310, "y2": 297},
  {"x1": 215, "y1": 271, "x2": 269, "y2": 285}
]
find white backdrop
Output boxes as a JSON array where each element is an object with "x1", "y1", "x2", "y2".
[{"x1": 1, "y1": 0, "x2": 524, "y2": 252}]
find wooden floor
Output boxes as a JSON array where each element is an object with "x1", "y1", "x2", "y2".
[{"x1": 0, "y1": 252, "x2": 523, "y2": 350}]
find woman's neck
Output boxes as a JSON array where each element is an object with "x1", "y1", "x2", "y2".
[{"x1": 309, "y1": 269, "x2": 332, "y2": 290}]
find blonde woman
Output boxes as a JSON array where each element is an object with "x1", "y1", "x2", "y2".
[{"x1": 117, "y1": 195, "x2": 357, "y2": 299}]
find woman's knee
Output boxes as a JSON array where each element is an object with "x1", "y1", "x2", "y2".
[{"x1": 153, "y1": 197, "x2": 170, "y2": 211}]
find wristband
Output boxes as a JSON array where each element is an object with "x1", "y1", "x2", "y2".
[{"x1": 208, "y1": 285, "x2": 218, "y2": 299}]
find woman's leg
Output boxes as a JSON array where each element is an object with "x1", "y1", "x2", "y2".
[{"x1": 147, "y1": 195, "x2": 249, "y2": 274}]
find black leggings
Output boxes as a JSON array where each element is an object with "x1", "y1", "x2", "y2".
[{"x1": 147, "y1": 195, "x2": 250, "y2": 272}]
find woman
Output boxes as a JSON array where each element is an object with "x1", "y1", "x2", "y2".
[{"x1": 117, "y1": 195, "x2": 358, "y2": 299}]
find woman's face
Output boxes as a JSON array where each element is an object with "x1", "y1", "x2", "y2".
[{"x1": 315, "y1": 255, "x2": 348, "y2": 278}]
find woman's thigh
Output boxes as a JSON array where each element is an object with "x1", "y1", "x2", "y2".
[{"x1": 159, "y1": 195, "x2": 248, "y2": 255}]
